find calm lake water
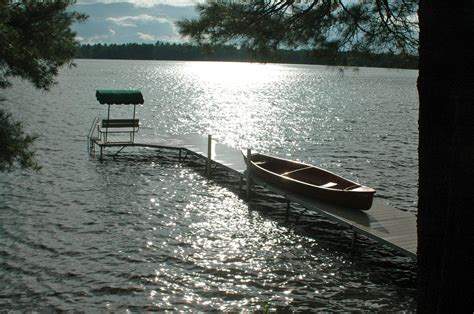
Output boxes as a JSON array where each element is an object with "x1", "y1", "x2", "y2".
[{"x1": 0, "y1": 60, "x2": 418, "y2": 311}]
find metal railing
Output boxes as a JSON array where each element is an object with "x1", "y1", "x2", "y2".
[{"x1": 87, "y1": 117, "x2": 99, "y2": 156}]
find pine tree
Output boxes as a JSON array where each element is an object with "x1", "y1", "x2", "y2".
[{"x1": 0, "y1": 1, "x2": 86, "y2": 171}]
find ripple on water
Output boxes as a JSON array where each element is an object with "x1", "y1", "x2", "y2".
[{"x1": 0, "y1": 61, "x2": 417, "y2": 311}]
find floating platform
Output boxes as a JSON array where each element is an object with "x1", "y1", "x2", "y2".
[{"x1": 89, "y1": 133, "x2": 417, "y2": 258}]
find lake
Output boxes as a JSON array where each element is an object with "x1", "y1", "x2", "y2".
[{"x1": 0, "y1": 60, "x2": 418, "y2": 311}]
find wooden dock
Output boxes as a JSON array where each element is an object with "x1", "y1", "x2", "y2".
[
  {"x1": 250, "y1": 177, "x2": 417, "y2": 258},
  {"x1": 90, "y1": 133, "x2": 417, "y2": 258}
]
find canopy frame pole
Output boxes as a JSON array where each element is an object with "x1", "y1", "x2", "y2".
[
  {"x1": 132, "y1": 104, "x2": 137, "y2": 143},
  {"x1": 105, "y1": 104, "x2": 111, "y2": 143}
]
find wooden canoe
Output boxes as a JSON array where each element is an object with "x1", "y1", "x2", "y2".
[{"x1": 243, "y1": 152, "x2": 376, "y2": 210}]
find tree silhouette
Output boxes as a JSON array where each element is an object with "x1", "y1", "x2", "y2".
[
  {"x1": 77, "y1": 42, "x2": 417, "y2": 68},
  {"x1": 0, "y1": 1, "x2": 86, "y2": 171}
]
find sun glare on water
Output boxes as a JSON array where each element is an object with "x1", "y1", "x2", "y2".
[
  {"x1": 182, "y1": 61, "x2": 287, "y2": 149},
  {"x1": 184, "y1": 61, "x2": 282, "y2": 87}
]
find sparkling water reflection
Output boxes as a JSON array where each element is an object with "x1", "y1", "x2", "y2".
[{"x1": 0, "y1": 60, "x2": 417, "y2": 311}]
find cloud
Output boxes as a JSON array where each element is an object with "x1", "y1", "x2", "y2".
[
  {"x1": 106, "y1": 14, "x2": 170, "y2": 27},
  {"x1": 77, "y1": 0, "x2": 200, "y2": 6},
  {"x1": 72, "y1": 2, "x2": 198, "y2": 44},
  {"x1": 137, "y1": 32, "x2": 158, "y2": 42}
]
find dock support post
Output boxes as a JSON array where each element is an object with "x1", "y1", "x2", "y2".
[
  {"x1": 350, "y1": 227, "x2": 357, "y2": 255},
  {"x1": 286, "y1": 199, "x2": 290, "y2": 221},
  {"x1": 246, "y1": 148, "x2": 252, "y2": 199},
  {"x1": 207, "y1": 135, "x2": 212, "y2": 178},
  {"x1": 178, "y1": 149, "x2": 182, "y2": 163}
]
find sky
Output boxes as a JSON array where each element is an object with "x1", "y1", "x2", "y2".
[{"x1": 72, "y1": 1, "x2": 201, "y2": 45}]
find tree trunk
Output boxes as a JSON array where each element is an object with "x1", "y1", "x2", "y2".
[{"x1": 417, "y1": 1, "x2": 474, "y2": 312}]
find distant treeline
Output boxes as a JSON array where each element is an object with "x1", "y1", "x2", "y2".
[{"x1": 77, "y1": 42, "x2": 418, "y2": 69}]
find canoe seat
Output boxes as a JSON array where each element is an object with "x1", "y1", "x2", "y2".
[
  {"x1": 281, "y1": 166, "x2": 313, "y2": 176},
  {"x1": 320, "y1": 182, "x2": 338, "y2": 188},
  {"x1": 344, "y1": 184, "x2": 360, "y2": 190},
  {"x1": 254, "y1": 161, "x2": 267, "y2": 165}
]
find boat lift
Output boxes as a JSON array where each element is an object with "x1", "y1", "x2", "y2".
[{"x1": 87, "y1": 90, "x2": 144, "y2": 158}]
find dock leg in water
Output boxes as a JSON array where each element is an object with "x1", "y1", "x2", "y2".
[
  {"x1": 207, "y1": 135, "x2": 212, "y2": 178},
  {"x1": 286, "y1": 199, "x2": 291, "y2": 221},
  {"x1": 246, "y1": 148, "x2": 252, "y2": 199},
  {"x1": 113, "y1": 146, "x2": 126, "y2": 159},
  {"x1": 350, "y1": 227, "x2": 358, "y2": 255}
]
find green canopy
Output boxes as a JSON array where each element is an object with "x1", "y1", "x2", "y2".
[{"x1": 96, "y1": 90, "x2": 144, "y2": 105}]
